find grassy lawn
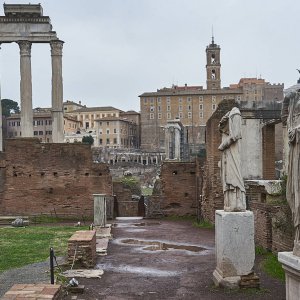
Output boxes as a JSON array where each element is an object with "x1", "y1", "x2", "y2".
[{"x1": 0, "y1": 225, "x2": 85, "y2": 273}]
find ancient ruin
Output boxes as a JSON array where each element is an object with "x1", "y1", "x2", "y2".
[{"x1": 0, "y1": 4, "x2": 64, "y2": 144}]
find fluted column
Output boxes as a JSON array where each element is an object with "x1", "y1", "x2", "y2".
[
  {"x1": 18, "y1": 41, "x2": 33, "y2": 137},
  {"x1": 50, "y1": 40, "x2": 64, "y2": 143}
]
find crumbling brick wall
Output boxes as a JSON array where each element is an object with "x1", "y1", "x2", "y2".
[
  {"x1": 0, "y1": 138, "x2": 112, "y2": 218},
  {"x1": 201, "y1": 99, "x2": 237, "y2": 222},
  {"x1": 262, "y1": 124, "x2": 276, "y2": 179},
  {"x1": 159, "y1": 161, "x2": 197, "y2": 216}
]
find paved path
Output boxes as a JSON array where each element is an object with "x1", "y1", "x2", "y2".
[{"x1": 74, "y1": 219, "x2": 285, "y2": 300}]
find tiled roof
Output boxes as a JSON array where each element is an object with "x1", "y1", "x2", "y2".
[{"x1": 67, "y1": 106, "x2": 123, "y2": 113}]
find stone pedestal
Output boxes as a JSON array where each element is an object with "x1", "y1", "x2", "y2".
[
  {"x1": 278, "y1": 251, "x2": 300, "y2": 300},
  {"x1": 213, "y1": 210, "x2": 257, "y2": 288},
  {"x1": 93, "y1": 194, "x2": 107, "y2": 227}
]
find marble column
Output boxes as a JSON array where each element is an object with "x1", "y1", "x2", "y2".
[
  {"x1": 93, "y1": 194, "x2": 107, "y2": 227},
  {"x1": 174, "y1": 128, "x2": 181, "y2": 160},
  {"x1": 18, "y1": 41, "x2": 33, "y2": 138},
  {"x1": 50, "y1": 40, "x2": 64, "y2": 143}
]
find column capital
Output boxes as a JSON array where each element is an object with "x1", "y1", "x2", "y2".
[
  {"x1": 18, "y1": 40, "x2": 32, "y2": 56},
  {"x1": 50, "y1": 40, "x2": 64, "y2": 56}
]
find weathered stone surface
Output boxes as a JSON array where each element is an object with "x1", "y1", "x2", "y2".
[
  {"x1": 213, "y1": 210, "x2": 255, "y2": 288},
  {"x1": 94, "y1": 194, "x2": 107, "y2": 227},
  {"x1": 63, "y1": 269, "x2": 104, "y2": 278},
  {"x1": 278, "y1": 251, "x2": 300, "y2": 300},
  {"x1": 0, "y1": 139, "x2": 112, "y2": 218},
  {"x1": 68, "y1": 230, "x2": 97, "y2": 268}
]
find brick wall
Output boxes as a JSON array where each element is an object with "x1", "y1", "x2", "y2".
[
  {"x1": 262, "y1": 124, "x2": 276, "y2": 179},
  {"x1": 0, "y1": 138, "x2": 112, "y2": 218},
  {"x1": 202, "y1": 99, "x2": 237, "y2": 222},
  {"x1": 159, "y1": 161, "x2": 198, "y2": 216}
]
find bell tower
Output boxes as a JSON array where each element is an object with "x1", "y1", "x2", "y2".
[{"x1": 206, "y1": 35, "x2": 221, "y2": 90}]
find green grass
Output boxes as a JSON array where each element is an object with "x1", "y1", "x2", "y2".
[
  {"x1": 0, "y1": 226, "x2": 86, "y2": 273},
  {"x1": 142, "y1": 187, "x2": 153, "y2": 196},
  {"x1": 255, "y1": 246, "x2": 285, "y2": 281},
  {"x1": 193, "y1": 219, "x2": 214, "y2": 229},
  {"x1": 263, "y1": 253, "x2": 285, "y2": 281}
]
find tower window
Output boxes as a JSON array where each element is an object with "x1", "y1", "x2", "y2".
[
  {"x1": 167, "y1": 113, "x2": 171, "y2": 119},
  {"x1": 199, "y1": 96, "x2": 203, "y2": 102},
  {"x1": 211, "y1": 69, "x2": 216, "y2": 79},
  {"x1": 211, "y1": 53, "x2": 216, "y2": 64},
  {"x1": 188, "y1": 112, "x2": 192, "y2": 118},
  {"x1": 166, "y1": 97, "x2": 171, "y2": 104},
  {"x1": 212, "y1": 96, "x2": 216, "y2": 103},
  {"x1": 199, "y1": 104, "x2": 203, "y2": 110}
]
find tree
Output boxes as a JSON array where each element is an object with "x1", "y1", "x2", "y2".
[
  {"x1": 82, "y1": 135, "x2": 94, "y2": 145},
  {"x1": 1, "y1": 99, "x2": 20, "y2": 117}
]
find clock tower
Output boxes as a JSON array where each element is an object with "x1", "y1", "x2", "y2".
[{"x1": 206, "y1": 36, "x2": 221, "y2": 90}]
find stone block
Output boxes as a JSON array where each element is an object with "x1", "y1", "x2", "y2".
[
  {"x1": 213, "y1": 210, "x2": 256, "y2": 288},
  {"x1": 278, "y1": 251, "x2": 300, "y2": 300}
]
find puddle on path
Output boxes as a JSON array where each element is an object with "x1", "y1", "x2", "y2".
[
  {"x1": 120, "y1": 238, "x2": 205, "y2": 253},
  {"x1": 113, "y1": 222, "x2": 161, "y2": 228},
  {"x1": 97, "y1": 263, "x2": 179, "y2": 277}
]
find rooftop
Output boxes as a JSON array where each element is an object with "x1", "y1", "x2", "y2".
[{"x1": 68, "y1": 106, "x2": 123, "y2": 113}]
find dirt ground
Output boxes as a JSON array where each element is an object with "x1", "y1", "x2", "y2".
[{"x1": 64, "y1": 219, "x2": 286, "y2": 300}]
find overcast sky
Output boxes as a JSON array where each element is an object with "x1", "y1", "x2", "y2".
[{"x1": 0, "y1": 0, "x2": 299, "y2": 112}]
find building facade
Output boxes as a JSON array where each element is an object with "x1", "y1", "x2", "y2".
[{"x1": 139, "y1": 38, "x2": 243, "y2": 153}]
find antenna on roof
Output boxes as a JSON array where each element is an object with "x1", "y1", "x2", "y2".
[{"x1": 212, "y1": 25, "x2": 214, "y2": 44}]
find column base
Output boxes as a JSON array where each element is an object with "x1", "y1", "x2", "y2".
[{"x1": 278, "y1": 251, "x2": 300, "y2": 300}]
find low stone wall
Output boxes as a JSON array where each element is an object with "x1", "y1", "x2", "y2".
[
  {"x1": 118, "y1": 201, "x2": 139, "y2": 217},
  {"x1": 2, "y1": 284, "x2": 61, "y2": 300},
  {"x1": 68, "y1": 230, "x2": 96, "y2": 268},
  {"x1": 246, "y1": 180, "x2": 294, "y2": 252}
]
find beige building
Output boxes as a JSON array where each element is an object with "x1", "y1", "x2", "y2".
[
  {"x1": 7, "y1": 108, "x2": 80, "y2": 143},
  {"x1": 66, "y1": 106, "x2": 123, "y2": 130},
  {"x1": 95, "y1": 117, "x2": 139, "y2": 149},
  {"x1": 63, "y1": 100, "x2": 85, "y2": 113},
  {"x1": 139, "y1": 38, "x2": 243, "y2": 152},
  {"x1": 230, "y1": 78, "x2": 283, "y2": 102}
]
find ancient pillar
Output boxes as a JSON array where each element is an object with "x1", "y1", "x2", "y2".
[
  {"x1": 18, "y1": 41, "x2": 33, "y2": 137},
  {"x1": 50, "y1": 40, "x2": 64, "y2": 143},
  {"x1": 93, "y1": 194, "x2": 107, "y2": 227},
  {"x1": 174, "y1": 128, "x2": 181, "y2": 160}
]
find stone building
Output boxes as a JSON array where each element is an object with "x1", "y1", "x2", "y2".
[
  {"x1": 66, "y1": 106, "x2": 123, "y2": 130},
  {"x1": 6, "y1": 108, "x2": 80, "y2": 143},
  {"x1": 230, "y1": 78, "x2": 284, "y2": 102},
  {"x1": 139, "y1": 38, "x2": 243, "y2": 154},
  {"x1": 139, "y1": 38, "x2": 284, "y2": 155},
  {"x1": 63, "y1": 100, "x2": 85, "y2": 113},
  {"x1": 94, "y1": 116, "x2": 139, "y2": 149}
]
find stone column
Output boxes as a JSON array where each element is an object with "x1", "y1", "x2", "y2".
[
  {"x1": 174, "y1": 127, "x2": 181, "y2": 160},
  {"x1": 18, "y1": 41, "x2": 33, "y2": 137},
  {"x1": 93, "y1": 194, "x2": 107, "y2": 227},
  {"x1": 50, "y1": 40, "x2": 64, "y2": 143}
]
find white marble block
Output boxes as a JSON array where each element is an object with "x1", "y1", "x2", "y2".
[
  {"x1": 93, "y1": 194, "x2": 107, "y2": 227},
  {"x1": 278, "y1": 251, "x2": 300, "y2": 300},
  {"x1": 213, "y1": 210, "x2": 255, "y2": 288}
]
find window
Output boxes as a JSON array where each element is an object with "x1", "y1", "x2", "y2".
[
  {"x1": 166, "y1": 97, "x2": 171, "y2": 104},
  {"x1": 199, "y1": 104, "x2": 203, "y2": 110},
  {"x1": 99, "y1": 121, "x2": 102, "y2": 126},
  {"x1": 150, "y1": 98, "x2": 154, "y2": 104},
  {"x1": 187, "y1": 105, "x2": 192, "y2": 111},
  {"x1": 113, "y1": 138, "x2": 117, "y2": 144},
  {"x1": 222, "y1": 95, "x2": 227, "y2": 100},
  {"x1": 99, "y1": 129, "x2": 102, "y2": 134},
  {"x1": 179, "y1": 112, "x2": 183, "y2": 118},
  {"x1": 157, "y1": 97, "x2": 161, "y2": 103},
  {"x1": 107, "y1": 122, "x2": 109, "y2": 126},
  {"x1": 179, "y1": 105, "x2": 182, "y2": 111},
  {"x1": 17, "y1": 121, "x2": 20, "y2": 126},
  {"x1": 144, "y1": 98, "x2": 147, "y2": 104},
  {"x1": 150, "y1": 106, "x2": 155, "y2": 112},
  {"x1": 158, "y1": 113, "x2": 162, "y2": 119},
  {"x1": 199, "y1": 112, "x2": 203, "y2": 118},
  {"x1": 150, "y1": 113, "x2": 154, "y2": 119},
  {"x1": 167, "y1": 105, "x2": 171, "y2": 111},
  {"x1": 178, "y1": 97, "x2": 183, "y2": 103},
  {"x1": 106, "y1": 129, "x2": 110, "y2": 134},
  {"x1": 85, "y1": 122, "x2": 89, "y2": 129},
  {"x1": 167, "y1": 113, "x2": 171, "y2": 119},
  {"x1": 34, "y1": 131, "x2": 38, "y2": 136},
  {"x1": 199, "y1": 96, "x2": 203, "y2": 102},
  {"x1": 39, "y1": 131, "x2": 43, "y2": 135},
  {"x1": 212, "y1": 96, "x2": 216, "y2": 103},
  {"x1": 157, "y1": 105, "x2": 161, "y2": 112},
  {"x1": 236, "y1": 95, "x2": 242, "y2": 101},
  {"x1": 187, "y1": 97, "x2": 192, "y2": 102},
  {"x1": 106, "y1": 138, "x2": 110, "y2": 144},
  {"x1": 99, "y1": 138, "x2": 103, "y2": 145},
  {"x1": 212, "y1": 104, "x2": 217, "y2": 110},
  {"x1": 114, "y1": 128, "x2": 117, "y2": 133},
  {"x1": 188, "y1": 112, "x2": 192, "y2": 118}
]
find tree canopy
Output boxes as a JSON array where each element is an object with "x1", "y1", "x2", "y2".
[
  {"x1": 1, "y1": 99, "x2": 20, "y2": 117},
  {"x1": 82, "y1": 135, "x2": 94, "y2": 145}
]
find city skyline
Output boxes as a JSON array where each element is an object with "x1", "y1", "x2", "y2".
[{"x1": 0, "y1": 0, "x2": 299, "y2": 112}]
